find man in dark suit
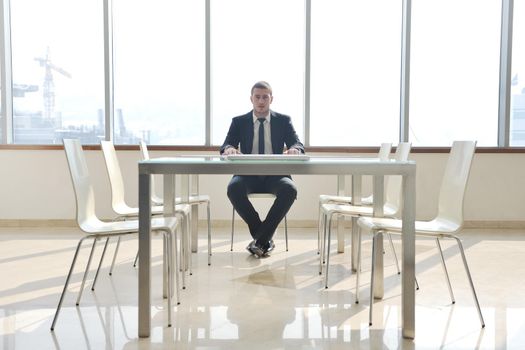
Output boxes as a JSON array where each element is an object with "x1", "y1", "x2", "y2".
[{"x1": 220, "y1": 81, "x2": 305, "y2": 257}]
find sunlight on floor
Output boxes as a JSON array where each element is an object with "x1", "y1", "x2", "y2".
[{"x1": 1, "y1": 226, "x2": 524, "y2": 349}]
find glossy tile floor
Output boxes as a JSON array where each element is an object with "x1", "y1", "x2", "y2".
[{"x1": 1, "y1": 226, "x2": 524, "y2": 349}]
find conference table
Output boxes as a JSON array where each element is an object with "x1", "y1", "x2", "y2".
[{"x1": 137, "y1": 155, "x2": 417, "y2": 339}]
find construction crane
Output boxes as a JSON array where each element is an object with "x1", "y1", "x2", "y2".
[{"x1": 34, "y1": 46, "x2": 72, "y2": 120}]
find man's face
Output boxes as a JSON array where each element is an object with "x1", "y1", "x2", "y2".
[{"x1": 250, "y1": 87, "x2": 273, "y2": 117}]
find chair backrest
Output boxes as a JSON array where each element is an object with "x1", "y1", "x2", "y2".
[
  {"x1": 378, "y1": 143, "x2": 392, "y2": 161},
  {"x1": 384, "y1": 142, "x2": 412, "y2": 215},
  {"x1": 436, "y1": 140, "x2": 477, "y2": 226},
  {"x1": 63, "y1": 139, "x2": 105, "y2": 232},
  {"x1": 100, "y1": 140, "x2": 129, "y2": 214}
]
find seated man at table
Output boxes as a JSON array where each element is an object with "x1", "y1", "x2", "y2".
[{"x1": 220, "y1": 81, "x2": 305, "y2": 257}]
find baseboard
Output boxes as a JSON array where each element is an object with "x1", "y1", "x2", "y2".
[
  {"x1": 0, "y1": 219, "x2": 77, "y2": 227},
  {"x1": 462, "y1": 220, "x2": 525, "y2": 229},
  {"x1": 2, "y1": 219, "x2": 525, "y2": 229}
]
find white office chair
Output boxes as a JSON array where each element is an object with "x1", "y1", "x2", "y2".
[
  {"x1": 317, "y1": 142, "x2": 392, "y2": 207},
  {"x1": 51, "y1": 139, "x2": 180, "y2": 330},
  {"x1": 316, "y1": 142, "x2": 392, "y2": 254},
  {"x1": 99, "y1": 141, "x2": 192, "y2": 289},
  {"x1": 319, "y1": 142, "x2": 412, "y2": 288},
  {"x1": 139, "y1": 140, "x2": 212, "y2": 266},
  {"x1": 356, "y1": 141, "x2": 485, "y2": 328},
  {"x1": 230, "y1": 193, "x2": 289, "y2": 251}
]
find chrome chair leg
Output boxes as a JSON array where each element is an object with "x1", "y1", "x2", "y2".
[
  {"x1": 185, "y1": 212, "x2": 192, "y2": 276},
  {"x1": 230, "y1": 208, "x2": 235, "y2": 251},
  {"x1": 324, "y1": 214, "x2": 334, "y2": 289},
  {"x1": 76, "y1": 239, "x2": 98, "y2": 306},
  {"x1": 162, "y1": 231, "x2": 169, "y2": 298},
  {"x1": 207, "y1": 202, "x2": 212, "y2": 266},
  {"x1": 164, "y1": 232, "x2": 172, "y2": 327},
  {"x1": 284, "y1": 215, "x2": 289, "y2": 251},
  {"x1": 351, "y1": 216, "x2": 358, "y2": 272},
  {"x1": 321, "y1": 213, "x2": 329, "y2": 264},
  {"x1": 109, "y1": 236, "x2": 121, "y2": 276},
  {"x1": 50, "y1": 237, "x2": 88, "y2": 331},
  {"x1": 385, "y1": 234, "x2": 420, "y2": 290},
  {"x1": 369, "y1": 233, "x2": 378, "y2": 326},
  {"x1": 454, "y1": 237, "x2": 485, "y2": 328},
  {"x1": 317, "y1": 203, "x2": 323, "y2": 255},
  {"x1": 172, "y1": 226, "x2": 181, "y2": 306},
  {"x1": 91, "y1": 237, "x2": 110, "y2": 291},
  {"x1": 355, "y1": 226, "x2": 362, "y2": 304},
  {"x1": 436, "y1": 238, "x2": 455, "y2": 304},
  {"x1": 133, "y1": 251, "x2": 139, "y2": 268},
  {"x1": 387, "y1": 235, "x2": 416, "y2": 287},
  {"x1": 180, "y1": 221, "x2": 186, "y2": 290},
  {"x1": 319, "y1": 213, "x2": 327, "y2": 275},
  {"x1": 388, "y1": 234, "x2": 401, "y2": 275}
]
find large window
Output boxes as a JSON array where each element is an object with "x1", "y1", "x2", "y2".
[
  {"x1": 310, "y1": 0, "x2": 402, "y2": 146},
  {"x1": 113, "y1": 0, "x2": 205, "y2": 145},
  {"x1": 210, "y1": 0, "x2": 305, "y2": 145},
  {"x1": 409, "y1": 0, "x2": 501, "y2": 146},
  {"x1": 510, "y1": 0, "x2": 525, "y2": 146},
  {"x1": 1, "y1": 1, "x2": 524, "y2": 147},
  {"x1": 10, "y1": 0, "x2": 104, "y2": 144}
]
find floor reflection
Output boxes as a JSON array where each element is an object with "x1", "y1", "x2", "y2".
[{"x1": 0, "y1": 227, "x2": 523, "y2": 349}]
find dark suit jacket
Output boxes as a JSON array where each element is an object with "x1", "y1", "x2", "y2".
[{"x1": 220, "y1": 111, "x2": 305, "y2": 155}]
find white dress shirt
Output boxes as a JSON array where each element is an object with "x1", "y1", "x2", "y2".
[{"x1": 252, "y1": 112, "x2": 273, "y2": 154}]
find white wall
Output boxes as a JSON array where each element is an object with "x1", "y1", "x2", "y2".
[{"x1": 1, "y1": 149, "x2": 524, "y2": 225}]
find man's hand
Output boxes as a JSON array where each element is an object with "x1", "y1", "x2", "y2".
[
  {"x1": 284, "y1": 148, "x2": 301, "y2": 155},
  {"x1": 223, "y1": 146, "x2": 241, "y2": 155}
]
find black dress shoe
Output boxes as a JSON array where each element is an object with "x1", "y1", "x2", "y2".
[
  {"x1": 266, "y1": 240, "x2": 275, "y2": 253},
  {"x1": 246, "y1": 240, "x2": 257, "y2": 255},
  {"x1": 251, "y1": 242, "x2": 266, "y2": 258}
]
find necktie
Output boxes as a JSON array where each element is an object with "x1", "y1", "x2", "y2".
[{"x1": 258, "y1": 118, "x2": 265, "y2": 154}]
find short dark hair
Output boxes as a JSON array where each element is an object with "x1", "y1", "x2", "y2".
[{"x1": 251, "y1": 81, "x2": 272, "y2": 95}]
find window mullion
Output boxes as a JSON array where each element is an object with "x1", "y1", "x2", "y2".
[
  {"x1": 399, "y1": 0, "x2": 412, "y2": 143},
  {"x1": 498, "y1": 0, "x2": 514, "y2": 147},
  {"x1": 1, "y1": 0, "x2": 13, "y2": 144}
]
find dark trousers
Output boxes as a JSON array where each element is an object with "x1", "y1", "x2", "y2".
[{"x1": 227, "y1": 175, "x2": 297, "y2": 247}]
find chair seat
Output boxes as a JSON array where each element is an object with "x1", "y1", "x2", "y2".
[
  {"x1": 79, "y1": 216, "x2": 179, "y2": 235},
  {"x1": 176, "y1": 195, "x2": 210, "y2": 204},
  {"x1": 321, "y1": 203, "x2": 398, "y2": 218},
  {"x1": 247, "y1": 193, "x2": 275, "y2": 199},
  {"x1": 152, "y1": 195, "x2": 210, "y2": 207},
  {"x1": 319, "y1": 194, "x2": 373, "y2": 206},
  {"x1": 114, "y1": 203, "x2": 191, "y2": 218},
  {"x1": 357, "y1": 216, "x2": 461, "y2": 236}
]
